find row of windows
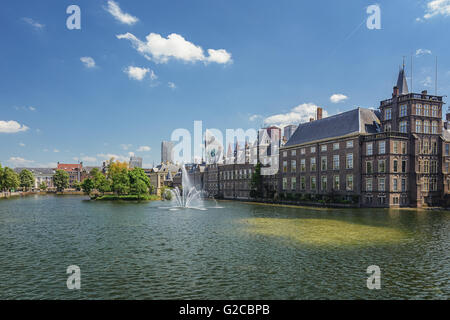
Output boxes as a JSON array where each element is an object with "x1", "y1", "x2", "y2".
[
  {"x1": 384, "y1": 104, "x2": 439, "y2": 120},
  {"x1": 283, "y1": 154, "x2": 354, "y2": 173},
  {"x1": 220, "y1": 169, "x2": 253, "y2": 180},
  {"x1": 419, "y1": 140, "x2": 438, "y2": 154},
  {"x1": 366, "y1": 159, "x2": 407, "y2": 173},
  {"x1": 366, "y1": 177, "x2": 407, "y2": 192},
  {"x1": 418, "y1": 160, "x2": 439, "y2": 174},
  {"x1": 366, "y1": 140, "x2": 407, "y2": 155},
  {"x1": 421, "y1": 178, "x2": 438, "y2": 192},
  {"x1": 415, "y1": 120, "x2": 439, "y2": 134},
  {"x1": 282, "y1": 175, "x2": 354, "y2": 191},
  {"x1": 282, "y1": 140, "x2": 354, "y2": 157}
]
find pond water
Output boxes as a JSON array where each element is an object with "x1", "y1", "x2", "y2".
[{"x1": 0, "y1": 195, "x2": 448, "y2": 299}]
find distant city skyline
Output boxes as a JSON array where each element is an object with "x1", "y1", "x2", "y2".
[{"x1": 1, "y1": 0, "x2": 450, "y2": 168}]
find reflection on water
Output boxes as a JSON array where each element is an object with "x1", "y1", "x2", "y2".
[
  {"x1": 0, "y1": 195, "x2": 448, "y2": 299},
  {"x1": 241, "y1": 218, "x2": 411, "y2": 246}
]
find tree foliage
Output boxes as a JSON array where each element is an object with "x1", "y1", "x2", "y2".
[
  {"x1": 250, "y1": 162, "x2": 264, "y2": 198},
  {"x1": 53, "y1": 170, "x2": 69, "y2": 192},
  {"x1": 2, "y1": 167, "x2": 20, "y2": 192},
  {"x1": 81, "y1": 178, "x2": 95, "y2": 195},
  {"x1": 19, "y1": 169, "x2": 35, "y2": 191}
]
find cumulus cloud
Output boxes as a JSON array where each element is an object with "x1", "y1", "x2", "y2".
[
  {"x1": 420, "y1": 0, "x2": 450, "y2": 20},
  {"x1": 330, "y1": 94, "x2": 348, "y2": 103},
  {"x1": 120, "y1": 144, "x2": 132, "y2": 150},
  {"x1": 416, "y1": 49, "x2": 432, "y2": 56},
  {"x1": 124, "y1": 66, "x2": 151, "y2": 81},
  {"x1": 22, "y1": 17, "x2": 44, "y2": 30},
  {"x1": 117, "y1": 32, "x2": 232, "y2": 64},
  {"x1": 264, "y1": 103, "x2": 328, "y2": 127},
  {"x1": 105, "y1": 0, "x2": 139, "y2": 25},
  {"x1": 19, "y1": 143, "x2": 25, "y2": 147},
  {"x1": 53, "y1": 149, "x2": 60, "y2": 153},
  {"x1": 80, "y1": 156, "x2": 97, "y2": 163},
  {"x1": 0, "y1": 120, "x2": 29, "y2": 133},
  {"x1": 137, "y1": 146, "x2": 151, "y2": 152},
  {"x1": 80, "y1": 56, "x2": 96, "y2": 68}
]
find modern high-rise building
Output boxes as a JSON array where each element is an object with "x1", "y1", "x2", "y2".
[
  {"x1": 161, "y1": 141, "x2": 174, "y2": 164},
  {"x1": 129, "y1": 156, "x2": 143, "y2": 168}
]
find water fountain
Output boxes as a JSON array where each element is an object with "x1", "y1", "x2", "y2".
[{"x1": 168, "y1": 165, "x2": 204, "y2": 209}]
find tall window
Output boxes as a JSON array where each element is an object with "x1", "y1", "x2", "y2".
[
  {"x1": 393, "y1": 178, "x2": 398, "y2": 192},
  {"x1": 367, "y1": 143, "x2": 373, "y2": 155},
  {"x1": 400, "y1": 121, "x2": 408, "y2": 133},
  {"x1": 311, "y1": 146, "x2": 316, "y2": 153},
  {"x1": 300, "y1": 148, "x2": 306, "y2": 155},
  {"x1": 333, "y1": 176, "x2": 340, "y2": 190},
  {"x1": 378, "y1": 160, "x2": 386, "y2": 173},
  {"x1": 333, "y1": 143, "x2": 339, "y2": 150},
  {"x1": 416, "y1": 120, "x2": 422, "y2": 133},
  {"x1": 400, "y1": 105, "x2": 407, "y2": 117},
  {"x1": 300, "y1": 176, "x2": 306, "y2": 190},
  {"x1": 446, "y1": 144, "x2": 449, "y2": 156},
  {"x1": 291, "y1": 150, "x2": 296, "y2": 156},
  {"x1": 393, "y1": 159, "x2": 398, "y2": 172},
  {"x1": 402, "y1": 160, "x2": 407, "y2": 173},
  {"x1": 291, "y1": 160, "x2": 297, "y2": 173},
  {"x1": 333, "y1": 155, "x2": 340, "y2": 170},
  {"x1": 422, "y1": 178, "x2": 429, "y2": 192},
  {"x1": 379, "y1": 141, "x2": 386, "y2": 154},
  {"x1": 310, "y1": 158, "x2": 316, "y2": 171},
  {"x1": 401, "y1": 178, "x2": 407, "y2": 192},
  {"x1": 366, "y1": 161, "x2": 373, "y2": 174},
  {"x1": 346, "y1": 153, "x2": 353, "y2": 169},
  {"x1": 300, "y1": 159, "x2": 306, "y2": 172},
  {"x1": 366, "y1": 178, "x2": 373, "y2": 192},
  {"x1": 283, "y1": 161, "x2": 287, "y2": 173},
  {"x1": 321, "y1": 145, "x2": 327, "y2": 152},
  {"x1": 321, "y1": 176, "x2": 327, "y2": 191},
  {"x1": 291, "y1": 177, "x2": 296, "y2": 190},
  {"x1": 311, "y1": 177, "x2": 316, "y2": 190},
  {"x1": 346, "y1": 175, "x2": 353, "y2": 191},
  {"x1": 393, "y1": 141, "x2": 399, "y2": 154},
  {"x1": 424, "y1": 105, "x2": 430, "y2": 116},
  {"x1": 379, "y1": 178, "x2": 385, "y2": 192},
  {"x1": 432, "y1": 121, "x2": 438, "y2": 134},
  {"x1": 282, "y1": 178, "x2": 287, "y2": 190},
  {"x1": 385, "y1": 108, "x2": 392, "y2": 120},
  {"x1": 321, "y1": 156, "x2": 327, "y2": 171},
  {"x1": 432, "y1": 105, "x2": 438, "y2": 117},
  {"x1": 424, "y1": 121, "x2": 430, "y2": 134},
  {"x1": 416, "y1": 104, "x2": 422, "y2": 115},
  {"x1": 423, "y1": 140, "x2": 429, "y2": 154},
  {"x1": 346, "y1": 140, "x2": 353, "y2": 148},
  {"x1": 402, "y1": 142, "x2": 407, "y2": 154}
]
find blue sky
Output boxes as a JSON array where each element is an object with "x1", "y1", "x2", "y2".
[{"x1": 1, "y1": 0, "x2": 450, "y2": 167}]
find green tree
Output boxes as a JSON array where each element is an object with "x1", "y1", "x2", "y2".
[
  {"x1": 2, "y1": 167, "x2": 20, "y2": 192},
  {"x1": 53, "y1": 169, "x2": 69, "y2": 192},
  {"x1": 81, "y1": 178, "x2": 95, "y2": 195},
  {"x1": 129, "y1": 168, "x2": 151, "y2": 198},
  {"x1": 19, "y1": 169, "x2": 35, "y2": 191},
  {"x1": 96, "y1": 174, "x2": 111, "y2": 195},
  {"x1": 111, "y1": 168, "x2": 130, "y2": 195},
  {"x1": 39, "y1": 182, "x2": 48, "y2": 191},
  {"x1": 0, "y1": 163, "x2": 3, "y2": 191},
  {"x1": 250, "y1": 162, "x2": 264, "y2": 198}
]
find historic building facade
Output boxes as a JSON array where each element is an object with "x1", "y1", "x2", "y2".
[{"x1": 279, "y1": 67, "x2": 448, "y2": 208}]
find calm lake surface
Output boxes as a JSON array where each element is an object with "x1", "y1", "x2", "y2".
[{"x1": 0, "y1": 195, "x2": 448, "y2": 299}]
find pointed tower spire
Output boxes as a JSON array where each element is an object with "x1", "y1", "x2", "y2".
[{"x1": 396, "y1": 63, "x2": 409, "y2": 95}]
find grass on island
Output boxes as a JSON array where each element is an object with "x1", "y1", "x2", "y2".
[
  {"x1": 93, "y1": 194, "x2": 161, "y2": 201},
  {"x1": 240, "y1": 218, "x2": 410, "y2": 247}
]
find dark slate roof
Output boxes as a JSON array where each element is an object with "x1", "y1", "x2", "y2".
[
  {"x1": 284, "y1": 108, "x2": 380, "y2": 147},
  {"x1": 397, "y1": 68, "x2": 409, "y2": 95},
  {"x1": 14, "y1": 167, "x2": 56, "y2": 175}
]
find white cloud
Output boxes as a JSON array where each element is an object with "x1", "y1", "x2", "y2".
[
  {"x1": 29, "y1": 106, "x2": 36, "y2": 111},
  {"x1": 53, "y1": 149, "x2": 60, "y2": 153},
  {"x1": 80, "y1": 56, "x2": 96, "y2": 68},
  {"x1": 168, "y1": 82, "x2": 176, "y2": 89},
  {"x1": 81, "y1": 156, "x2": 97, "y2": 163},
  {"x1": 22, "y1": 17, "x2": 44, "y2": 30},
  {"x1": 421, "y1": 76, "x2": 433, "y2": 87},
  {"x1": 19, "y1": 143, "x2": 25, "y2": 147},
  {"x1": 105, "y1": 0, "x2": 139, "y2": 25},
  {"x1": 421, "y1": 0, "x2": 450, "y2": 20},
  {"x1": 124, "y1": 66, "x2": 150, "y2": 81},
  {"x1": 128, "y1": 152, "x2": 135, "y2": 157},
  {"x1": 330, "y1": 94, "x2": 348, "y2": 103},
  {"x1": 249, "y1": 114, "x2": 262, "y2": 122},
  {"x1": 264, "y1": 103, "x2": 328, "y2": 127},
  {"x1": 97, "y1": 153, "x2": 129, "y2": 162},
  {"x1": 7, "y1": 157, "x2": 34, "y2": 167},
  {"x1": 416, "y1": 49, "x2": 432, "y2": 56},
  {"x1": 120, "y1": 144, "x2": 132, "y2": 150},
  {"x1": 117, "y1": 32, "x2": 232, "y2": 64},
  {"x1": 0, "y1": 120, "x2": 29, "y2": 133},
  {"x1": 137, "y1": 146, "x2": 151, "y2": 152}
]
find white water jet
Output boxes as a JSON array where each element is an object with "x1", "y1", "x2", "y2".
[{"x1": 169, "y1": 165, "x2": 204, "y2": 209}]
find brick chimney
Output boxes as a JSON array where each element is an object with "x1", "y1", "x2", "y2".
[
  {"x1": 316, "y1": 107, "x2": 323, "y2": 120},
  {"x1": 309, "y1": 117, "x2": 314, "y2": 122},
  {"x1": 422, "y1": 90, "x2": 428, "y2": 96},
  {"x1": 393, "y1": 86, "x2": 399, "y2": 97}
]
